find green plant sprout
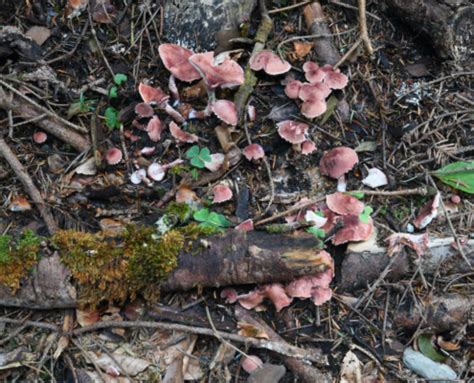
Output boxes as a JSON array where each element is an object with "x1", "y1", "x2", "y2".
[
  {"x1": 186, "y1": 145, "x2": 211, "y2": 169},
  {"x1": 359, "y1": 206, "x2": 373, "y2": 224},
  {"x1": 104, "y1": 106, "x2": 121, "y2": 129},
  {"x1": 193, "y1": 208, "x2": 231, "y2": 230},
  {"x1": 109, "y1": 73, "x2": 128, "y2": 99}
]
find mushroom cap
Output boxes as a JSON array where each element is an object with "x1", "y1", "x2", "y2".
[
  {"x1": 33, "y1": 131, "x2": 47, "y2": 144},
  {"x1": 188, "y1": 52, "x2": 244, "y2": 89},
  {"x1": 286, "y1": 268, "x2": 333, "y2": 299},
  {"x1": 147, "y1": 163, "x2": 166, "y2": 181},
  {"x1": 303, "y1": 62, "x2": 348, "y2": 89},
  {"x1": 284, "y1": 79, "x2": 303, "y2": 99},
  {"x1": 204, "y1": 153, "x2": 225, "y2": 172},
  {"x1": 235, "y1": 219, "x2": 254, "y2": 231},
  {"x1": 301, "y1": 139, "x2": 316, "y2": 155},
  {"x1": 241, "y1": 355, "x2": 263, "y2": 374},
  {"x1": 302, "y1": 61, "x2": 325, "y2": 83},
  {"x1": 146, "y1": 116, "x2": 164, "y2": 142},
  {"x1": 134, "y1": 102, "x2": 154, "y2": 118},
  {"x1": 277, "y1": 120, "x2": 309, "y2": 144},
  {"x1": 138, "y1": 83, "x2": 169, "y2": 104},
  {"x1": 212, "y1": 99, "x2": 238, "y2": 126},
  {"x1": 105, "y1": 147, "x2": 122, "y2": 165},
  {"x1": 262, "y1": 284, "x2": 293, "y2": 312},
  {"x1": 311, "y1": 287, "x2": 333, "y2": 306},
  {"x1": 301, "y1": 97, "x2": 327, "y2": 119},
  {"x1": 169, "y1": 121, "x2": 198, "y2": 143},
  {"x1": 362, "y1": 168, "x2": 388, "y2": 188},
  {"x1": 319, "y1": 147, "x2": 358, "y2": 179},
  {"x1": 326, "y1": 192, "x2": 365, "y2": 215},
  {"x1": 413, "y1": 192, "x2": 440, "y2": 229},
  {"x1": 249, "y1": 50, "x2": 291, "y2": 75},
  {"x1": 130, "y1": 169, "x2": 147, "y2": 185},
  {"x1": 243, "y1": 143, "x2": 265, "y2": 161},
  {"x1": 158, "y1": 43, "x2": 201, "y2": 82},
  {"x1": 298, "y1": 82, "x2": 331, "y2": 101},
  {"x1": 332, "y1": 215, "x2": 373, "y2": 245},
  {"x1": 212, "y1": 184, "x2": 233, "y2": 203}
]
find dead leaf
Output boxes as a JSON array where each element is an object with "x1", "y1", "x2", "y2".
[
  {"x1": 99, "y1": 218, "x2": 126, "y2": 236},
  {"x1": 9, "y1": 196, "x2": 31, "y2": 212},
  {"x1": 25, "y1": 26, "x2": 51, "y2": 46},
  {"x1": 340, "y1": 350, "x2": 362, "y2": 383},
  {"x1": 75, "y1": 157, "x2": 97, "y2": 175},
  {"x1": 237, "y1": 322, "x2": 269, "y2": 339},
  {"x1": 292, "y1": 41, "x2": 313, "y2": 60},
  {"x1": 76, "y1": 307, "x2": 101, "y2": 327},
  {"x1": 91, "y1": 353, "x2": 151, "y2": 377},
  {"x1": 405, "y1": 63, "x2": 429, "y2": 77}
]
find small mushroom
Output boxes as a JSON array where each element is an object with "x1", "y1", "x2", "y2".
[
  {"x1": 33, "y1": 131, "x2": 47, "y2": 144},
  {"x1": 147, "y1": 163, "x2": 166, "y2": 181},
  {"x1": 413, "y1": 192, "x2": 441, "y2": 229},
  {"x1": 303, "y1": 62, "x2": 348, "y2": 89},
  {"x1": 105, "y1": 147, "x2": 122, "y2": 165},
  {"x1": 146, "y1": 116, "x2": 164, "y2": 142},
  {"x1": 326, "y1": 192, "x2": 365, "y2": 215},
  {"x1": 212, "y1": 184, "x2": 233, "y2": 203},
  {"x1": 134, "y1": 102, "x2": 154, "y2": 118},
  {"x1": 138, "y1": 83, "x2": 184, "y2": 123},
  {"x1": 212, "y1": 100, "x2": 238, "y2": 126},
  {"x1": 301, "y1": 140, "x2": 316, "y2": 155},
  {"x1": 277, "y1": 120, "x2": 309, "y2": 144},
  {"x1": 319, "y1": 147, "x2": 358, "y2": 192},
  {"x1": 241, "y1": 356, "x2": 263, "y2": 374},
  {"x1": 169, "y1": 121, "x2": 199, "y2": 143},
  {"x1": 298, "y1": 82, "x2": 331, "y2": 119},
  {"x1": 235, "y1": 219, "x2": 254, "y2": 231},
  {"x1": 249, "y1": 50, "x2": 291, "y2": 75},
  {"x1": 243, "y1": 143, "x2": 265, "y2": 161},
  {"x1": 130, "y1": 169, "x2": 147, "y2": 185},
  {"x1": 284, "y1": 79, "x2": 303, "y2": 99},
  {"x1": 332, "y1": 215, "x2": 373, "y2": 245},
  {"x1": 158, "y1": 43, "x2": 201, "y2": 83}
]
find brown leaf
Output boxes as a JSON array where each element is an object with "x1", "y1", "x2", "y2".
[
  {"x1": 25, "y1": 26, "x2": 51, "y2": 46},
  {"x1": 292, "y1": 41, "x2": 313, "y2": 60},
  {"x1": 237, "y1": 322, "x2": 269, "y2": 339},
  {"x1": 76, "y1": 307, "x2": 101, "y2": 327}
]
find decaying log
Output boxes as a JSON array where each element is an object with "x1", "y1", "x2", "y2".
[
  {"x1": 0, "y1": 231, "x2": 330, "y2": 309},
  {"x1": 340, "y1": 237, "x2": 474, "y2": 291},
  {"x1": 382, "y1": 1, "x2": 473, "y2": 63}
]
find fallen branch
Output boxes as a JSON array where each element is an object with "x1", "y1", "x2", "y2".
[
  {"x1": 0, "y1": 137, "x2": 58, "y2": 234},
  {"x1": 358, "y1": 0, "x2": 374, "y2": 54},
  {"x1": 0, "y1": 86, "x2": 90, "y2": 152},
  {"x1": 0, "y1": 231, "x2": 330, "y2": 309}
]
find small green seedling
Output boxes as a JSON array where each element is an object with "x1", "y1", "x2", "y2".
[
  {"x1": 104, "y1": 106, "x2": 121, "y2": 129},
  {"x1": 186, "y1": 145, "x2": 211, "y2": 169},
  {"x1": 346, "y1": 191, "x2": 365, "y2": 199},
  {"x1": 67, "y1": 93, "x2": 96, "y2": 118},
  {"x1": 307, "y1": 226, "x2": 325, "y2": 239},
  {"x1": 359, "y1": 206, "x2": 373, "y2": 224},
  {"x1": 433, "y1": 160, "x2": 474, "y2": 194},
  {"x1": 193, "y1": 208, "x2": 231, "y2": 230},
  {"x1": 109, "y1": 73, "x2": 128, "y2": 99}
]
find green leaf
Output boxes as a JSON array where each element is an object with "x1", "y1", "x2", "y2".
[
  {"x1": 318, "y1": 95, "x2": 338, "y2": 125},
  {"x1": 193, "y1": 208, "x2": 210, "y2": 222},
  {"x1": 108, "y1": 86, "x2": 118, "y2": 99},
  {"x1": 104, "y1": 107, "x2": 120, "y2": 129},
  {"x1": 417, "y1": 334, "x2": 446, "y2": 362},
  {"x1": 0, "y1": 235, "x2": 12, "y2": 264},
  {"x1": 200, "y1": 147, "x2": 212, "y2": 162},
  {"x1": 346, "y1": 191, "x2": 365, "y2": 199},
  {"x1": 359, "y1": 206, "x2": 373, "y2": 224},
  {"x1": 433, "y1": 161, "x2": 474, "y2": 194},
  {"x1": 186, "y1": 145, "x2": 200, "y2": 158},
  {"x1": 190, "y1": 157, "x2": 205, "y2": 169},
  {"x1": 190, "y1": 168, "x2": 199, "y2": 180},
  {"x1": 113, "y1": 73, "x2": 128, "y2": 86},
  {"x1": 307, "y1": 226, "x2": 325, "y2": 239}
]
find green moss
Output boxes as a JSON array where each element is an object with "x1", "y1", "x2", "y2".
[
  {"x1": 52, "y1": 223, "x2": 210, "y2": 308},
  {"x1": 165, "y1": 202, "x2": 193, "y2": 223},
  {"x1": 0, "y1": 230, "x2": 41, "y2": 291}
]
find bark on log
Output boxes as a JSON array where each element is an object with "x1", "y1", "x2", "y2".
[
  {"x1": 383, "y1": 1, "x2": 473, "y2": 63},
  {"x1": 340, "y1": 237, "x2": 474, "y2": 291},
  {"x1": 0, "y1": 231, "x2": 329, "y2": 309}
]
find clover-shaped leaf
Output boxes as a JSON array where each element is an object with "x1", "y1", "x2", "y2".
[
  {"x1": 186, "y1": 146, "x2": 212, "y2": 169},
  {"x1": 113, "y1": 73, "x2": 128, "y2": 86}
]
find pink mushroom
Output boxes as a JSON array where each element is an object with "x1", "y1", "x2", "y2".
[
  {"x1": 147, "y1": 163, "x2": 166, "y2": 181},
  {"x1": 243, "y1": 143, "x2": 265, "y2": 161},
  {"x1": 146, "y1": 116, "x2": 164, "y2": 142},
  {"x1": 386, "y1": 233, "x2": 429, "y2": 257},
  {"x1": 212, "y1": 184, "x2": 233, "y2": 203},
  {"x1": 277, "y1": 120, "x2": 309, "y2": 144},
  {"x1": 130, "y1": 169, "x2": 148, "y2": 185},
  {"x1": 413, "y1": 192, "x2": 441, "y2": 229},
  {"x1": 284, "y1": 79, "x2": 303, "y2": 99},
  {"x1": 303, "y1": 62, "x2": 348, "y2": 89},
  {"x1": 169, "y1": 121, "x2": 199, "y2": 143},
  {"x1": 332, "y1": 215, "x2": 373, "y2": 245},
  {"x1": 138, "y1": 83, "x2": 184, "y2": 123},
  {"x1": 134, "y1": 102, "x2": 154, "y2": 118},
  {"x1": 319, "y1": 147, "x2": 359, "y2": 192},
  {"x1": 301, "y1": 140, "x2": 316, "y2": 155},
  {"x1": 212, "y1": 100, "x2": 238, "y2": 126},
  {"x1": 241, "y1": 356, "x2": 263, "y2": 374},
  {"x1": 235, "y1": 219, "x2": 254, "y2": 231},
  {"x1": 158, "y1": 43, "x2": 201, "y2": 83},
  {"x1": 298, "y1": 82, "x2": 331, "y2": 119},
  {"x1": 249, "y1": 50, "x2": 291, "y2": 75},
  {"x1": 326, "y1": 192, "x2": 365, "y2": 215},
  {"x1": 33, "y1": 131, "x2": 47, "y2": 144},
  {"x1": 105, "y1": 147, "x2": 122, "y2": 165}
]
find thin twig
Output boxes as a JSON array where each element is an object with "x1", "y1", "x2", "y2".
[
  {"x1": 358, "y1": 0, "x2": 374, "y2": 54},
  {"x1": 329, "y1": 0, "x2": 381, "y2": 21},
  {"x1": 0, "y1": 137, "x2": 58, "y2": 234},
  {"x1": 269, "y1": 0, "x2": 314, "y2": 14},
  {"x1": 334, "y1": 37, "x2": 362, "y2": 69}
]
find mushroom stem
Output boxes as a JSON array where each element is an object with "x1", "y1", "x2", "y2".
[
  {"x1": 162, "y1": 103, "x2": 185, "y2": 123},
  {"x1": 168, "y1": 75, "x2": 180, "y2": 101},
  {"x1": 204, "y1": 88, "x2": 216, "y2": 117},
  {"x1": 336, "y1": 175, "x2": 347, "y2": 192}
]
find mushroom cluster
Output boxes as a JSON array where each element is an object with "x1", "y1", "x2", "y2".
[{"x1": 285, "y1": 62, "x2": 348, "y2": 118}]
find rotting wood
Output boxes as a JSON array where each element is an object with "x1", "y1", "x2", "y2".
[{"x1": 0, "y1": 231, "x2": 330, "y2": 309}]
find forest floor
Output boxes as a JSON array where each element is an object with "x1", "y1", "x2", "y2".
[{"x1": 0, "y1": 0, "x2": 472, "y2": 382}]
